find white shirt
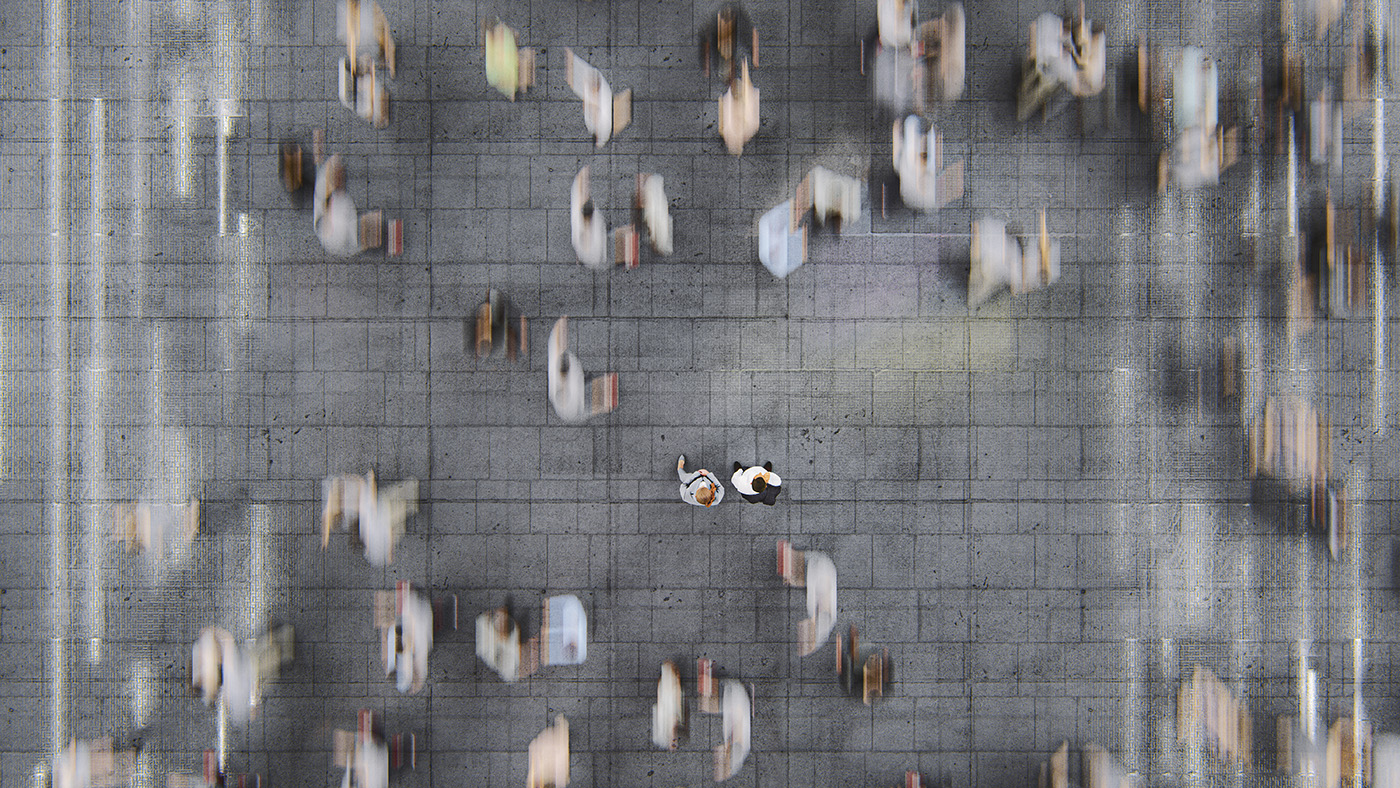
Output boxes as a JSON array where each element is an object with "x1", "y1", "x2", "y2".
[
  {"x1": 54, "y1": 741, "x2": 91, "y2": 788},
  {"x1": 640, "y1": 175, "x2": 672, "y2": 255},
  {"x1": 721, "y1": 681, "x2": 752, "y2": 776},
  {"x1": 805, "y1": 552, "x2": 838, "y2": 650},
  {"x1": 548, "y1": 318, "x2": 589, "y2": 422},
  {"x1": 718, "y1": 67, "x2": 760, "y2": 155},
  {"x1": 359, "y1": 480, "x2": 395, "y2": 566},
  {"x1": 570, "y1": 170, "x2": 608, "y2": 269},
  {"x1": 193, "y1": 627, "x2": 224, "y2": 705},
  {"x1": 569, "y1": 51, "x2": 612, "y2": 147},
  {"x1": 314, "y1": 158, "x2": 362, "y2": 257},
  {"x1": 731, "y1": 466, "x2": 781, "y2": 495},
  {"x1": 354, "y1": 736, "x2": 389, "y2": 788},
  {"x1": 652, "y1": 662, "x2": 683, "y2": 748},
  {"x1": 877, "y1": 0, "x2": 914, "y2": 48},
  {"x1": 217, "y1": 633, "x2": 255, "y2": 724}
]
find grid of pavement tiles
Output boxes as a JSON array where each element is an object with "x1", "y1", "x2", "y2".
[{"x1": 2, "y1": 0, "x2": 1400, "y2": 786}]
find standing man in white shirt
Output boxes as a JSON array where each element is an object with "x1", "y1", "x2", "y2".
[{"x1": 731, "y1": 461, "x2": 781, "y2": 505}]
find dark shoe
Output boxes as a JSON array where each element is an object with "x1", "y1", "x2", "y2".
[
  {"x1": 733, "y1": 462, "x2": 742, "y2": 473},
  {"x1": 763, "y1": 461, "x2": 772, "y2": 471}
]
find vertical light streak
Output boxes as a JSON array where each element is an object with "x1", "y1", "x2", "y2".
[
  {"x1": 1353, "y1": 638, "x2": 1364, "y2": 788},
  {"x1": 46, "y1": 0, "x2": 72, "y2": 754},
  {"x1": 213, "y1": 0, "x2": 243, "y2": 239},
  {"x1": 217, "y1": 102, "x2": 231, "y2": 238},
  {"x1": 129, "y1": 0, "x2": 150, "y2": 317},
  {"x1": 173, "y1": 85, "x2": 193, "y2": 199},
  {"x1": 0, "y1": 307, "x2": 9, "y2": 479},
  {"x1": 1370, "y1": 84, "x2": 1386, "y2": 435},
  {"x1": 1287, "y1": 116, "x2": 1298, "y2": 237},
  {"x1": 133, "y1": 746, "x2": 154, "y2": 788},
  {"x1": 1120, "y1": 638, "x2": 1142, "y2": 780},
  {"x1": 84, "y1": 98, "x2": 108, "y2": 664},
  {"x1": 1110, "y1": 205, "x2": 1135, "y2": 570},
  {"x1": 1159, "y1": 638, "x2": 1178, "y2": 784},
  {"x1": 249, "y1": 504, "x2": 269, "y2": 637},
  {"x1": 217, "y1": 700, "x2": 227, "y2": 773},
  {"x1": 131, "y1": 658, "x2": 155, "y2": 728},
  {"x1": 1301, "y1": 647, "x2": 1316, "y2": 740}
]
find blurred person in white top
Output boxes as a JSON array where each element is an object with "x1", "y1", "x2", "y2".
[
  {"x1": 571, "y1": 167, "x2": 608, "y2": 269},
  {"x1": 715, "y1": 681, "x2": 751, "y2": 780},
  {"x1": 314, "y1": 155, "x2": 381, "y2": 257},
  {"x1": 385, "y1": 588, "x2": 434, "y2": 694}
]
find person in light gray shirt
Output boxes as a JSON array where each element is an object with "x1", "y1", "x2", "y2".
[{"x1": 677, "y1": 455, "x2": 724, "y2": 507}]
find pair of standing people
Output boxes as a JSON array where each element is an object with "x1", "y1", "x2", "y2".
[{"x1": 676, "y1": 456, "x2": 782, "y2": 506}]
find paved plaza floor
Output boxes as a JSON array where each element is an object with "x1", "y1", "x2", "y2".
[{"x1": 1, "y1": 0, "x2": 1399, "y2": 786}]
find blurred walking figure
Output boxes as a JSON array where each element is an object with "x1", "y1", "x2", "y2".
[
  {"x1": 189, "y1": 624, "x2": 294, "y2": 725},
  {"x1": 547, "y1": 316, "x2": 619, "y2": 422},
  {"x1": 337, "y1": 0, "x2": 395, "y2": 127},
  {"x1": 778, "y1": 541, "x2": 838, "y2": 654},
  {"x1": 112, "y1": 497, "x2": 200, "y2": 576},
  {"x1": 713, "y1": 681, "x2": 751, "y2": 781},
  {"x1": 334, "y1": 711, "x2": 414, "y2": 788},
  {"x1": 652, "y1": 660, "x2": 685, "y2": 749},
  {"x1": 571, "y1": 167, "x2": 608, "y2": 269},
  {"x1": 475, "y1": 605, "x2": 521, "y2": 682},
  {"x1": 637, "y1": 174, "x2": 673, "y2": 256},
  {"x1": 718, "y1": 59, "x2": 760, "y2": 155},
  {"x1": 314, "y1": 152, "x2": 384, "y2": 257},
  {"x1": 892, "y1": 115, "x2": 963, "y2": 212},
  {"x1": 1016, "y1": 5, "x2": 1107, "y2": 120},
  {"x1": 53, "y1": 738, "x2": 135, "y2": 788},
  {"x1": 1157, "y1": 46, "x2": 1238, "y2": 190},
  {"x1": 877, "y1": 0, "x2": 915, "y2": 48},
  {"x1": 565, "y1": 48, "x2": 631, "y2": 147},
  {"x1": 190, "y1": 625, "x2": 230, "y2": 707},
  {"x1": 800, "y1": 551, "x2": 837, "y2": 655},
  {"x1": 700, "y1": 3, "x2": 758, "y2": 81},
  {"x1": 796, "y1": 166, "x2": 863, "y2": 230},
  {"x1": 322, "y1": 471, "x2": 420, "y2": 566},
  {"x1": 484, "y1": 19, "x2": 535, "y2": 100},
  {"x1": 968, "y1": 211, "x2": 1061, "y2": 307},
  {"x1": 731, "y1": 461, "x2": 781, "y2": 505},
  {"x1": 382, "y1": 585, "x2": 434, "y2": 694},
  {"x1": 527, "y1": 715, "x2": 570, "y2": 788},
  {"x1": 678, "y1": 455, "x2": 725, "y2": 507}
]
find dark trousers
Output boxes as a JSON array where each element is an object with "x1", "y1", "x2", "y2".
[{"x1": 740, "y1": 485, "x2": 780, "y2": 505}]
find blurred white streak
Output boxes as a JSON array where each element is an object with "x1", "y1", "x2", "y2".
[
  {"x1": 1303, "y1": 659, "x2": 1317, "y2": 741},
  {"x1": 249, "y1": 504, "x2": 269, "y2": 636},
  {"x1": 1287, "y1": 116, "x2": 1298, "y2": 237},
  {"x1": 84, "y1": 97, "x2": 109, "y2": 664},
  {"x1": 1372, "y1": 93, "x2": 1386, "y2": 435},
  {"x1": 129, "y1": 0, "x2": 150, "y2": 315},
  {"x1": 172, "y1": 87, "x2": 193, "y2": 198},
  {"x1": 218, "y1": 699, "x2": 227, "y2": 773},
  {"x1": 1158, "y1": 638, "x2": 1177, "y2": 784},
  {"x1": 47, "y1": 0, "x2": 71, "y2": 750},
  {"x1": 132, "y1": 658, "x2": 155, "y2": 729},
  {"x1": 1110, "y1": 205, "x2": 1134, "y2": 571},
  {"x1": 217, "y1": 100, "x2": 232, "y2": 238},
  {"x1": 1354, "y1": 638, "x2": 1365, "y2": 788},
  {"x1": 0, "y1": 307, "x2": 9, "y2": 479},
  {"x1": 1242, "y1": 162, "x2": 1261, "y2": 242},
  {"x1": 1120, "y1": 638, "x2": 1142, "y2": 779},
  {"x1": 133, "y1": 746, "x2": 154, "y2": 788}
]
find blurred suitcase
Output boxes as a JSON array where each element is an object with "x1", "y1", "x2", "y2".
[{"x1": 388, "y1": 219, "x2": 403, "y2": 256}]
